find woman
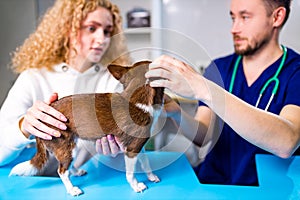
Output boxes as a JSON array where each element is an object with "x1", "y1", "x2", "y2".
[{"x1": 0, "y1": 0, "x2": 130, "y2": 168}]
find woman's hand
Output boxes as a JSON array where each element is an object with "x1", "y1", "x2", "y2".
[
  {"x1": 96, "y1": 135, "x2": 125, "y2": 157},
  {"x1": 20, "y1": 93, "x2": 68, "y2": 140}
]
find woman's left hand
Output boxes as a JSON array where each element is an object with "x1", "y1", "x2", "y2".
[{"x1": 96, "y1": 135, "x2": 125, "y2": 157}]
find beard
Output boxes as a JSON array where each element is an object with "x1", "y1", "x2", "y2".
[{"x1": 233, "y1": 37, "x2": 267, "y2": 56}]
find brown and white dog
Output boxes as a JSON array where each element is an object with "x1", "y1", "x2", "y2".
[{"x1": 9, "y1": 61, "x2": 164, "y2": 196}]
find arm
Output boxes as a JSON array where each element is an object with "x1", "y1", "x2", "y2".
[
  {"x1": 0, "y1": 73, "x2": 35, "y2": 166},
  {"x1": 160, "y1": 94, "x2": 217, "y2": 147},
  {"x1": 146, "y1": 55, "x2": 300, "y2": 158},
  {"x1": 0, "y1": 72, "x2": 67, "y2": 166},
  {"x1": 202, "y1": 80, "x2": 300, "y2": 158}
]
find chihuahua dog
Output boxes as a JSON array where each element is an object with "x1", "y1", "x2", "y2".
[{"x1": 10, "y1": 61, "x2": 164, "y2": 196}]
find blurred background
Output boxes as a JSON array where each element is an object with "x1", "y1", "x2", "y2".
[
  {"x1": 1, "y1": 0, "x2": 299, "y2": 105},
  {"x1": 0, "y1": 0, "x2": 299, "y2": 165}
]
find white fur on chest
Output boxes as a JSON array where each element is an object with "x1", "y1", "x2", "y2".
[
  {"x1": 135, "y1": 103, "x2": 154, "y2": 116},
  {"x1": 135, "y1": 103, "x2": 164, "y2": 137}
]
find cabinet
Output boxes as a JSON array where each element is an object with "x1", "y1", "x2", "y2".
[
  {"x1": 111, "y1": 0, "x2": 162, "y2": 62},
  {"x1": 123, "y1": 28, "x2": 153, "y2": 62}
]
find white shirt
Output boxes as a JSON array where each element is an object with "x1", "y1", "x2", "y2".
[{"x1": 0, "y1": 63, "x2": 123, "y2": 166}]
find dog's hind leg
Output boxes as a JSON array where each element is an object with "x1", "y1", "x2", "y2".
[
  {"x1": 70, "y1": 140, "x2": 95, "y2": 176},
  {"x1": 138, "y1": 150, "x2": 160, "y2": 183},
  {"x1": 9, "y1": 138, "x2": 47, "y2": 176},
  {"x1": 55, "y1": 144, "x2": 83, "y2": 196},
  {"x1": 124, "y1": 154, "x2": 147, "y2": 192}
]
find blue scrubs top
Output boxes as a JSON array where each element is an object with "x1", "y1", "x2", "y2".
[{"x1": 194, "y1": 47, "x2": 300, "y2": 186}]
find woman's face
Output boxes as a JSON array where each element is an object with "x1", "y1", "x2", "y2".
[{"x1": 70, "y1": 6, "x2": 113, "y2": 71}]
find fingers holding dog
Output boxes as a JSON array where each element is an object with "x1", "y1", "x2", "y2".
[
  {"x1": 20, "y1": 94, "x2": 67, "y2": 140},
  {"x1": 146, "y1": 55, "x2": 204, "y2": 100},
  {"x1": 96, "y1": 135, "x2": 124, "y2": 157},
  {"x1": 146, "y1": 55, "x2": 188, "y2": 89}
]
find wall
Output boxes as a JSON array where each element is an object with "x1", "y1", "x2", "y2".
[
  {"x1": 0, "y1": 0, "x2": 300, "y2": 106},
  {"x1": 281, "y1": 0, "x2": 300, "y2": 51},
  {"x1": 0, "y1": 0, "x2": 37, "y2": 105},
  {"x1": 161, "y1": 0, "x2": 300, "y2": 70},
  {"x1": 112, "y1": 0, "x2": 300, "y2": 71}
]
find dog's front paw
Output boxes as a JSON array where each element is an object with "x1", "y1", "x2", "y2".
[
  {"x1": 68, "y1": 186, "x2": 83, "y2": 196},
  {"x1": 147, "y1": 173, "x2": 160, "y2": 183}
]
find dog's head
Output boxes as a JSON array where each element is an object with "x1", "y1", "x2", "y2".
[{"x1": 108, "y1": 61, "x2": 164, "y2": 107}]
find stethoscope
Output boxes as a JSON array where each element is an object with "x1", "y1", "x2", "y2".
[{"x1": 229, "y1": 45, "x2": 287, "y2": 111}]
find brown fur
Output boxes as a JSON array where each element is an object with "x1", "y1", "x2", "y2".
[{"x1": 30, "y1": 61, "x2": 164, "y2": 175}]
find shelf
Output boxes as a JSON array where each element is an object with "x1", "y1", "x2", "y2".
[
  {"x1": 111, "y1": 0, "x2": 162, "y2": 62},
  {"x1": 124, "y1": 28, "x2": 152, "y2": 35}
]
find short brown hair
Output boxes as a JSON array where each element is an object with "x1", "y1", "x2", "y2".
[{"x1": 262, "y1": 0, "x2": 292, "y2": 27}]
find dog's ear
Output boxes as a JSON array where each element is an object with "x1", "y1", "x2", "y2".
[
  {"x1": 108, "y1": 64, "x2": 130, "y2": 81},
  {"x1": 132, "y1": 60, "x2": 152, "y2": 67}
]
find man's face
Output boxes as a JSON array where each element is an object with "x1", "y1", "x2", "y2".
[{"x1": 230, "y1": 0, "x2": 275, "y2": 55}]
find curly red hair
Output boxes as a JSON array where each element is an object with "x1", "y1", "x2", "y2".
[{"x1": 11, "y1": 0, "x2": 131, "y2": 73}]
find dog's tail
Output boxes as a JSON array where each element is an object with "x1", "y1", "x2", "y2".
[{"x1": 9, "y1": 138, "x2": 49, "y2": 176}]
